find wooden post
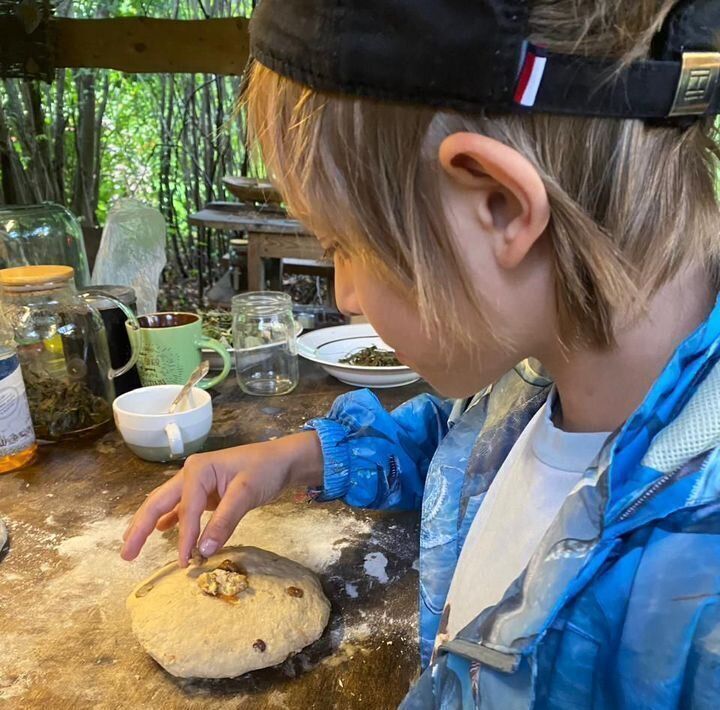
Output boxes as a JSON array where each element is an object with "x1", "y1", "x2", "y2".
[
  {"x1": 53, "y1": 17, "x2": 250, "y2": 75},
  {"x1": 247, "y1": 231, "x2": 265, "y2": 292}
]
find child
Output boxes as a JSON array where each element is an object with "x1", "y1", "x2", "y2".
[{"x1": 123, "y1": 0, "x2": 720, "y2": 706}]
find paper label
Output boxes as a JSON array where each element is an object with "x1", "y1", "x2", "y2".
[{"x1": 0, "y1": 364, "x2": 36, "y2": 456}]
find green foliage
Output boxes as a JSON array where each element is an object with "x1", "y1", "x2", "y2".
[
  {"x1": 96, "y1": 72, "x2": 162, "y2": 222},
  {"x1": 0, "y1": 0, "x2": 261, "y2": 305},
  {"x1": 1, "y1": 1, "x2": 259, "y2": 229}
]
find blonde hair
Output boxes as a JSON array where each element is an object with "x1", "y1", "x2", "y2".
[{"x1": 245, "y1": 0, "x2": 720, "y2": 349}]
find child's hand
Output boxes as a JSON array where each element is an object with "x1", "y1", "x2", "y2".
[{"x1": 120, "y1": 431, "x2": 323, "y2": 566}]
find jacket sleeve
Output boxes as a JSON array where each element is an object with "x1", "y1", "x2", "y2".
[{"x1": 304, "y1": 388, "x2": 453, "y2": 510}]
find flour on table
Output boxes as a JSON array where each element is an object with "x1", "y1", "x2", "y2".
[
  {"x1": 363, "y1": 551, "x2": 389, "y2": 583},
  {"x1": 0, "y1": 503, "x2": 372, "y2": 703},
  {"x1": 1, "y1": 494, "x2": 428, "y2": 708},
  {"x1": 220, "y1": 503, "x2": 372, "y2": 572}
]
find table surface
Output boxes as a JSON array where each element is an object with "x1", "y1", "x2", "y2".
[{"x1": 0, "y1": 361, "x2": 431, "y2": 709}]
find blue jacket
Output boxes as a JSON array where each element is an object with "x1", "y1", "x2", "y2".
[{"x1": 307, "y1": 298, "x2": 720, "y2": 708}]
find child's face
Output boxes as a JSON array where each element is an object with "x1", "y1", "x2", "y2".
[
  {"x1": 322, "y1": 133, "x2": 555, "y2": 398},
  {"x1": 329, "y1": 246, "x2": 546, "y2": 398}
]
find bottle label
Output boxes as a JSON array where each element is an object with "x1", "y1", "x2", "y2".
[{"x1": 0, "y1": 364, "x2": 36, "y2": 457}]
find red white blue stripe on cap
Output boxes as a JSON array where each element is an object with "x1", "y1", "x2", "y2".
[{"x1": 514, "y1": 45, "x2": 547, "y2": 108}]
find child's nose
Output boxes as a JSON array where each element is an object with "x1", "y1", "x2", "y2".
[
  {"x1": 334, "y1": 267, "x2": 363, "y2": 317},
  {"x1": 337, "y1": 292, "x2": 363, "y2": 317},
  {"x1": 335, "y1": 285, "x2": 363, "y2": 316}
]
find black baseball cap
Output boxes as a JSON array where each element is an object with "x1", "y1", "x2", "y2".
[{"x1": 249, "y1": 0, "x2": 720, "y2": 121}]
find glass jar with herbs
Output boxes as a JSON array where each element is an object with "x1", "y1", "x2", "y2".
[{"x1": 0, "y1": 266, "x2": 139, "y2": 441}]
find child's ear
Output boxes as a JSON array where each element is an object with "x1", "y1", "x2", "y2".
[{"x1": 438, "y1": 132, "x2": 550, "y2": 270}]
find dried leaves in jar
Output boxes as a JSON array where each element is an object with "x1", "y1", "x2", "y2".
[{"x1": 23, "y1": 369, "x2": 111, "y2": 440}]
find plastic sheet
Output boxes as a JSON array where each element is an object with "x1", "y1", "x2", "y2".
[{"x1": 91, "y1": 199, "x2": 166, "y2": 315}]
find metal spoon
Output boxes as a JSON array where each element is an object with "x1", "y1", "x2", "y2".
[{"x1": 167, "y1": 361, "x2": 210, "y2": 414}]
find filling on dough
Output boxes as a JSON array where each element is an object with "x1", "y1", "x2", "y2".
[{"x1": 197, "y1": 560, "x2": 249, "y2": 598}]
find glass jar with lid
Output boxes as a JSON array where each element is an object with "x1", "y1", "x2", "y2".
[
  {"x1": 0, "y1": 203, "x2": 91, "y2": 287},
  {"x1": 232, "y1": 291, "x2": 299, "y2": 396},
  {"x1": 0, "y1": 265, "x2": 139, "y2": 441}
]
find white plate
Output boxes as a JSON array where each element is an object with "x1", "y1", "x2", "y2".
[{"x1": 297, "y1": 323, "x2": 420, "y2": 388}]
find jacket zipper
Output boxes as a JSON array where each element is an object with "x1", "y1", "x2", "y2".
[
  {"x1": 617, "y1": 451, "x2": 713, "y2": 522},
  {"x1": 617, "y1": 471, "x2": 677, "y2": 522},
  {"x1": 389, "y1": 454, "x2": 399, "y2": 482}
]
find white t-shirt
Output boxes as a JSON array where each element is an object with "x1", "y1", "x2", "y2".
[{"x1": 440, "y1": 393, "x2": 611, "y2": 643}]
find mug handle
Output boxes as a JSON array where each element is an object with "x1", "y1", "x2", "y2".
[
  {"x1": 82, "y1": 289, "x2": 140, "y2": 380},
  {"x1": 165, "y1": 422, "x2": 185, "y2": 459},
  {"x1": 197, "y1": 336, "x2": 231, "y2": 390}
]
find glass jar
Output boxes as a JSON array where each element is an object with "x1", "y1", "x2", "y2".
[
  {"x1": 233, "y1": 291, "x2": 299, "y2": 396},
  {"x1": 0, "y1": 203, "x2": 91, "y2": 288},
  {"x1": 0, "y1": 266, "x2": 139, "y2": 441}
]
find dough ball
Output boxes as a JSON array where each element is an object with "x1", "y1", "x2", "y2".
[{"x1": 127, "y1": 546, "x2": 330, "y2": 678}]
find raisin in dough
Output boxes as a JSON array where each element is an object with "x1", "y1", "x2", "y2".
[{"x1": 127, "y1": 546, "x2": 330, "y2": 678}]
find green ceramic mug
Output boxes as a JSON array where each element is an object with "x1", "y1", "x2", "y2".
[{"x1": 128, "y1": 312, "x2": 231, "y2": 389}]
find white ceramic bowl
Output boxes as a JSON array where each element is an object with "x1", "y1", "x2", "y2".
[
  {"x1": 113, "y1": 385, "x2": 213, "y2": 462},
  {"x1": 297, "y1": 324, "x2": 420, "y2": 388}
]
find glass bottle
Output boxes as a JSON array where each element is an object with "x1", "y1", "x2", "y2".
[
  {"x1": 233, "y1": 291, "x2": 299, "y2": 396},
  {"x1": 0, "y1": 309, "x2": 37, "y2": 473},
  {"x1": 0, "y1": 203, "x2": 91, "y2": 287},
  {"x1": 0, "y1": 265, "x2": 139, "y2": 441}
]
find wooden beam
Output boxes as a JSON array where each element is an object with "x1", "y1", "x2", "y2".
[{"x1": 53, "y1": 17, "x2": 249, "y2": 75}]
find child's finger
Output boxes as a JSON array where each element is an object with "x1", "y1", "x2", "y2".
[
  {"x1": 120, "y1": 476, "x2": 184, "y2": 560},
  {"x1": 197, "y1": 472, "x2": 258, "y2": 557},
  {"x1": 122, "y1": 475, "x2": 182, "y2": 540},
  {"x1": 155, "y1": 506, "x2": 180, "y2": 531},
  {"x1": 177, "y1": 467, "x2": 215, "y2": 567}
]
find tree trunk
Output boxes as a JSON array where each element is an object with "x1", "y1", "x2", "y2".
[
  {"x1": 0, "y1": 100, "x2": 30, "y2": 204},
  {"x1": 72, "y1": 70, "x2": 98, "y2": 225},
  {"x1": 92, "y1": 72, "x2": 110, "y2": 213},
  {"x1": 22, "y1": 80, "x2": 56, "y2": 202},
  {"x1": 53, "y1": 69, "x2": 67, "y2": 205}
]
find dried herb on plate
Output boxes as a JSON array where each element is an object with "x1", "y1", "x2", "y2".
[{"x1": 340, "y1": 345, "x2": 401, "y2": 367}]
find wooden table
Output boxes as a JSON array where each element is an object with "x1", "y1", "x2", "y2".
[
  {"x1": 0, "y1": 362, "x2": 430, "y2": 709},
  {"x1": 189, "y1": 202, "x2": 327, "y2": 293}
]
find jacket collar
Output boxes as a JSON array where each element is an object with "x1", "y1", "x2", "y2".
[{"x1": 606, "y1": 294, "x2": 720, "y2": 521}]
